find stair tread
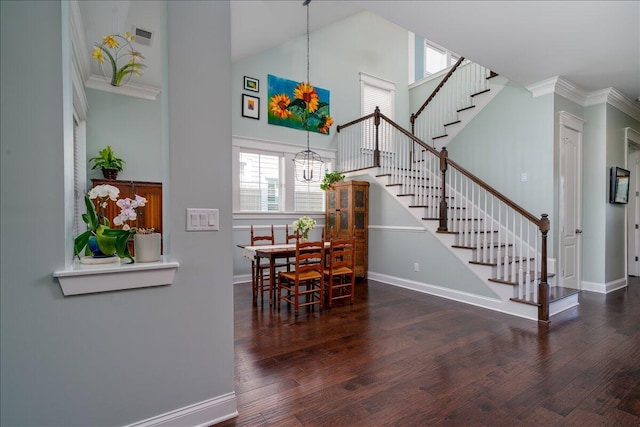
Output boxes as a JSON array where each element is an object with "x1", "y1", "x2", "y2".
[
  {"x1": 457, "y1": 105, "x2": 476, "y2": 112},
  {"x1": 444, "y1": 120, "x2": 461, "y2": 127},
  {"x1": 470, "y1": 89, "x2": 490, "y2": 97},
  {"x1": 432, "y1": 134, "x2": 448, "y2": 140},
  {"x1": 469, "y1": 256, "x2": 535, "y2": 267},
  {"x1": 489, "y1": 272, "x2": 556, "y2": 286},
  {"x1": 452, "y1": 243, "x2": 512, "y2": 250},
  {"x1": 509, "y1": 286, "x2": 578, "y2": 306}
]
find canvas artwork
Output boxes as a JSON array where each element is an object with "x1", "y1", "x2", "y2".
[{"x1": 267, "y1": 74, "x2": 333, "y2": 135}]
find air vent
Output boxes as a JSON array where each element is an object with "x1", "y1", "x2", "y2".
[{"x1": 131, "y1": 25, "x2": 153, "y2": 46}]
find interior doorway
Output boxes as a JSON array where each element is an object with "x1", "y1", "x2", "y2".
[{"x1": 626, "y1": 128, "x2": 640, "y2": 277}]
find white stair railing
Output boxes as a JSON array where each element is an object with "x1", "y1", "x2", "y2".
[{"x1": 411, "y1": 60, "x2": 492, "y2": 147}]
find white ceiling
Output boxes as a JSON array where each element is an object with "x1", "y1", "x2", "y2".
[
  {"x1": 80, "y1": 1, "x2": 640, "y2": 104},
  {"x1": 231, "y1": 0, "x2": 640, "y2": 104}
]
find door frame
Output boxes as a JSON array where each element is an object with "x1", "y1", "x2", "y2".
[
  {"x1": 625, "y1": 127, "x2": 640, "y2": 277},
  {"x1": 558, "y1": 111, "x2": 585, "y2": 289}
]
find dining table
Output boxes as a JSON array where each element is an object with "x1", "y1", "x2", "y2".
[{"x1": 240, "y1": 242, "x2": 330, "y2": 307}]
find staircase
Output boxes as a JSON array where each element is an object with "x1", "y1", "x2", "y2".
[{"x1": 336, "y1": 59, "x2": 579, "y2": 322}]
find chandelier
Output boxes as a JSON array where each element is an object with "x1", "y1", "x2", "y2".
[{"x1": 293, "y1": 0, "x2": 324, "y2": 182}]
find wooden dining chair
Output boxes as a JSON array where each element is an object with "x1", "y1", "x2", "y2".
[
  {"x1": 323, "y1": 235, "x2": 356, "y2": 308},
  {"x1": 250, "y1": 225, "x2": 275, "y2": 304},
  {"x1": 284, "y1": 224, "x2": 299, "y2": 271},
  {"x1": 277, "y1": 240, "x2": 324, "y2": 317}
]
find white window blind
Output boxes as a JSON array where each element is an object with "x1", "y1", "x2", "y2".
[
  {"x1": 361, "y1": 73, "x2": 395, "y2": 151},
  {"x1": 294, "y1": 162, "x2": 331, "y2": 212},
  {"x1": 239, "y1": 151, "x2": 282, "y2": 211}
]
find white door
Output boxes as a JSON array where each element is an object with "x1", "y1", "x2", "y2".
[
  {"x1": 627, "y1": 149, "x2": 640, "y2": 276},
  {"x1": 559, "y1": 113, "x2": 584, "y2": 290}
]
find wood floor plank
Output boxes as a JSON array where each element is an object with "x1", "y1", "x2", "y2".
[{"x1": 216, "y1": 279, "x2": 640, "y2": 426}]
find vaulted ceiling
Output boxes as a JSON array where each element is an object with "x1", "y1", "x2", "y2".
[
  {"x1": 79, "y1": 1, "x2": 640, "y2": 104},
  {"x1": 231, "y1": 0, "x2": 640, "y2": 104}
]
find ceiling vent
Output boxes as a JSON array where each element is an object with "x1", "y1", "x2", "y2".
[{"x1": 131, "y1": 25, "x2": 153, "y2": 47}]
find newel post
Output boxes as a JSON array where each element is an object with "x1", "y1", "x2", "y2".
[
  {"x1": 438, "y1": 147, "x2": 449, "y2": 232},
  {"x1": 538, "y1": 213, "x2": 550, "y2": 323},
  {"x1": 374, "y1": 106, "x2": 381, "y2": 167}
]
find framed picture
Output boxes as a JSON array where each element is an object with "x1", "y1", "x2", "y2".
[
  {"x1": 610, "y1": 166, "x2": 630, "y2": 204},
  {"x1": 244, "y1": 76, "x2": 259, "y2": 92},
  {"x1": 242, "y1": 94, "x2": 260, "y2": 120}
]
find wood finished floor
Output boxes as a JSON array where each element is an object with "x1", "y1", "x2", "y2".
[{"x1": 217, "y1": 278, "x2": 640, "y2": 426}]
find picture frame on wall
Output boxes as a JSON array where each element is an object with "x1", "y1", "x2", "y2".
[
  {"x1": 242, "y1": 94, "x2": 260, "y2": 120},
  {"x1": 244, "y1": 76, "x2": 259, "y2": 92},
  {"x1": 610, "y1": 166, "x2": 630, "y2": 204}
]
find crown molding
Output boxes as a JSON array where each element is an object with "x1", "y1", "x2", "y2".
[
  {"x1": 527, "y1": 76, "x2": 640, "y2": 121},
  {"x1": 85, "y1": 74, "x2": 161, "y2": 101}
]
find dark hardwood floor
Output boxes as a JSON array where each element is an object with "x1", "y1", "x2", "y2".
[{"x1": 217, "y1": 278, "x2": 640, "y2": 426}]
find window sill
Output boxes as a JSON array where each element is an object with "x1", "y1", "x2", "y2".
[{"x1": 53, "y1": 256, "x2": 179, "y2": 296}]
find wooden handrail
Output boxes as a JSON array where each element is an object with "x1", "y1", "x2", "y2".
[
  {"x1": 410, "y1": 56, "x2": 466, "y2": 127},
  {"x1": 336, "y1": 111, "x2": 376, "y2": 133}
]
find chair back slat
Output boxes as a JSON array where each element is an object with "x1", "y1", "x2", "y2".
[{"x1": 251, "y1": 224, "x2": 275, "y2": 245}]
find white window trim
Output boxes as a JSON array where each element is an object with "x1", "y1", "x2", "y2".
[
  {"x1": 232, "y1": 135, "x2": 337, "y2": 214},
  {"x1": 360, "y1": 72, "x2": 395, "y2": 119},
  {"x1": 423, "y1": 39, "x2": 460, "y2": 78}
]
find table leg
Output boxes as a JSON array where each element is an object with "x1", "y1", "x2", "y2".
[{"x1": 270, "y1": 256, "x2": 276, "y2": 308}]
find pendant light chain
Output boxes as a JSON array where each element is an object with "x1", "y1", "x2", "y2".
[{"x1": 293, "y1": 0, "x2": 324, "y2": 183}]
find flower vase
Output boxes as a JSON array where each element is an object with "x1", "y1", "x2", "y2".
[
  {"x1": 134, "y1": 233, "x2": 161, "y2": 263},
  {"x1": 81, "y1": 236, "x2": 119, "y2": 264},
  {"x1": 300, "y1": 232, "x2": 309, "y2": 242}
]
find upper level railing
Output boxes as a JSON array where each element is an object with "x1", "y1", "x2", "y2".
[
  {"x1": 336, "y1": 108, "x2": 551, "y2": 322},
  {"x1": 410, "y1": 58, "x2": 494, "y2": 147}
]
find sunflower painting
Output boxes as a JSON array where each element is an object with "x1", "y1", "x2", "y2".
[{"x1": 268, "y1": 74, "x2": 333, "y2": 135}]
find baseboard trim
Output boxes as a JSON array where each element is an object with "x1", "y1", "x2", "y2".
[
  {"x1": 582, "y1": 277, "x2": 627, "y2": 294},
  {"x1": 234, "y1": 274, "x2": 251, "y2": 285},
  {"x1": 368, "y1": 271, "x2": 538, "y2": 321},
  {"x1": 125, "y1": 392, "x2": 237, "y2": 427}
]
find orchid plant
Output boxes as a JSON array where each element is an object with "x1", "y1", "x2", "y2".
[
  {"x1": 292, "y1": 216, "x2": 316, "y2": 240},
  {"x1": 74, "y1": 184, "x2": 148, "y2": 263}
]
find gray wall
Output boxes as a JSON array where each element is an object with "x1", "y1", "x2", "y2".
[
  {"x1": 582, "y1": 104, "x2": 607, "y2": 284},
  {"x1": 86, "y1": 88, "x2": 163, "y2": 182},
  {"x1": 232, "y1": 10, "x2": 411, "y2": 149},
  {"x1": 0, "y1": 1, "x2": 234, "y2": 425},
  {"x1": 605, "y1": 105, "x2": 640, "y2": 282},
  {"x1": 359, "y1": 174, "x2": 498, "y2": 298},
  {"x1": 232, "y1": 10, "x2": 410, "y2": 279}
]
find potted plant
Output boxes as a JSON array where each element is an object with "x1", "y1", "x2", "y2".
[
  {"x1": 320, "y1": 171, "x2": 345, "y2": 191},
  {"x1": 74, "y1": 184, "x2": 151, "y2": 264},
  {"x1": 89, "y1": 145, "x2": 125, "y2": 180}
]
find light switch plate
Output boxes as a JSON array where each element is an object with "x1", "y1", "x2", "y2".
[{"x1": 186, "y1": 208, "x2": 219, "y2": 231}]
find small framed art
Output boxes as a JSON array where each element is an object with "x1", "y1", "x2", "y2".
[
  {"x1": 244, "y1": 76, "x2": 259, "y2": 92},
  {"x1": 242, "y1": 94, "x2": 260, "y2": 120},
  {"x1": 610, "y1": 166, "x2": 630, "y2": 204}
]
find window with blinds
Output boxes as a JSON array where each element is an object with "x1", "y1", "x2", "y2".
[
  {"x1": 294, "y1": 162, "x2": 331, "y2": 212},
  {"x1": 239, "y1": 151, "x2": 282, "y2": 211},
  {"x1": 360, "y1": 73, "x2": 395, "y2": 151}
]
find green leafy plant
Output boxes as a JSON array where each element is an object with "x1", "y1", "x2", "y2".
[
  {"x1": 88, "y1": 145, "x2": 125, "y2": 172},
  {"x1": 320, "y1": 171, "x2": 345, "y2": 191}
]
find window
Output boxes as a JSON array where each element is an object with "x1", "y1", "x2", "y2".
[
  {"x1": 233, "y1": 139, "x2": 336, "y2": 213},
  {"x1": 424, "y1": 41, "x2": 459, "y2": 77},
  {"x1": 239, "y1": 151, "x2": 282, "y2": 211},
  {"x1": 295, "y1": 161, "x2": 332, "y2": 212},
  {"x1": 361, "y1": 73, "x2": 395, "y2": 151}
]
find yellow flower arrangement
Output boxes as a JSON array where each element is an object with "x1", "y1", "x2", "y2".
[{"x1": 92, "y1": 32, "x2": 145, "y2": 87}]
